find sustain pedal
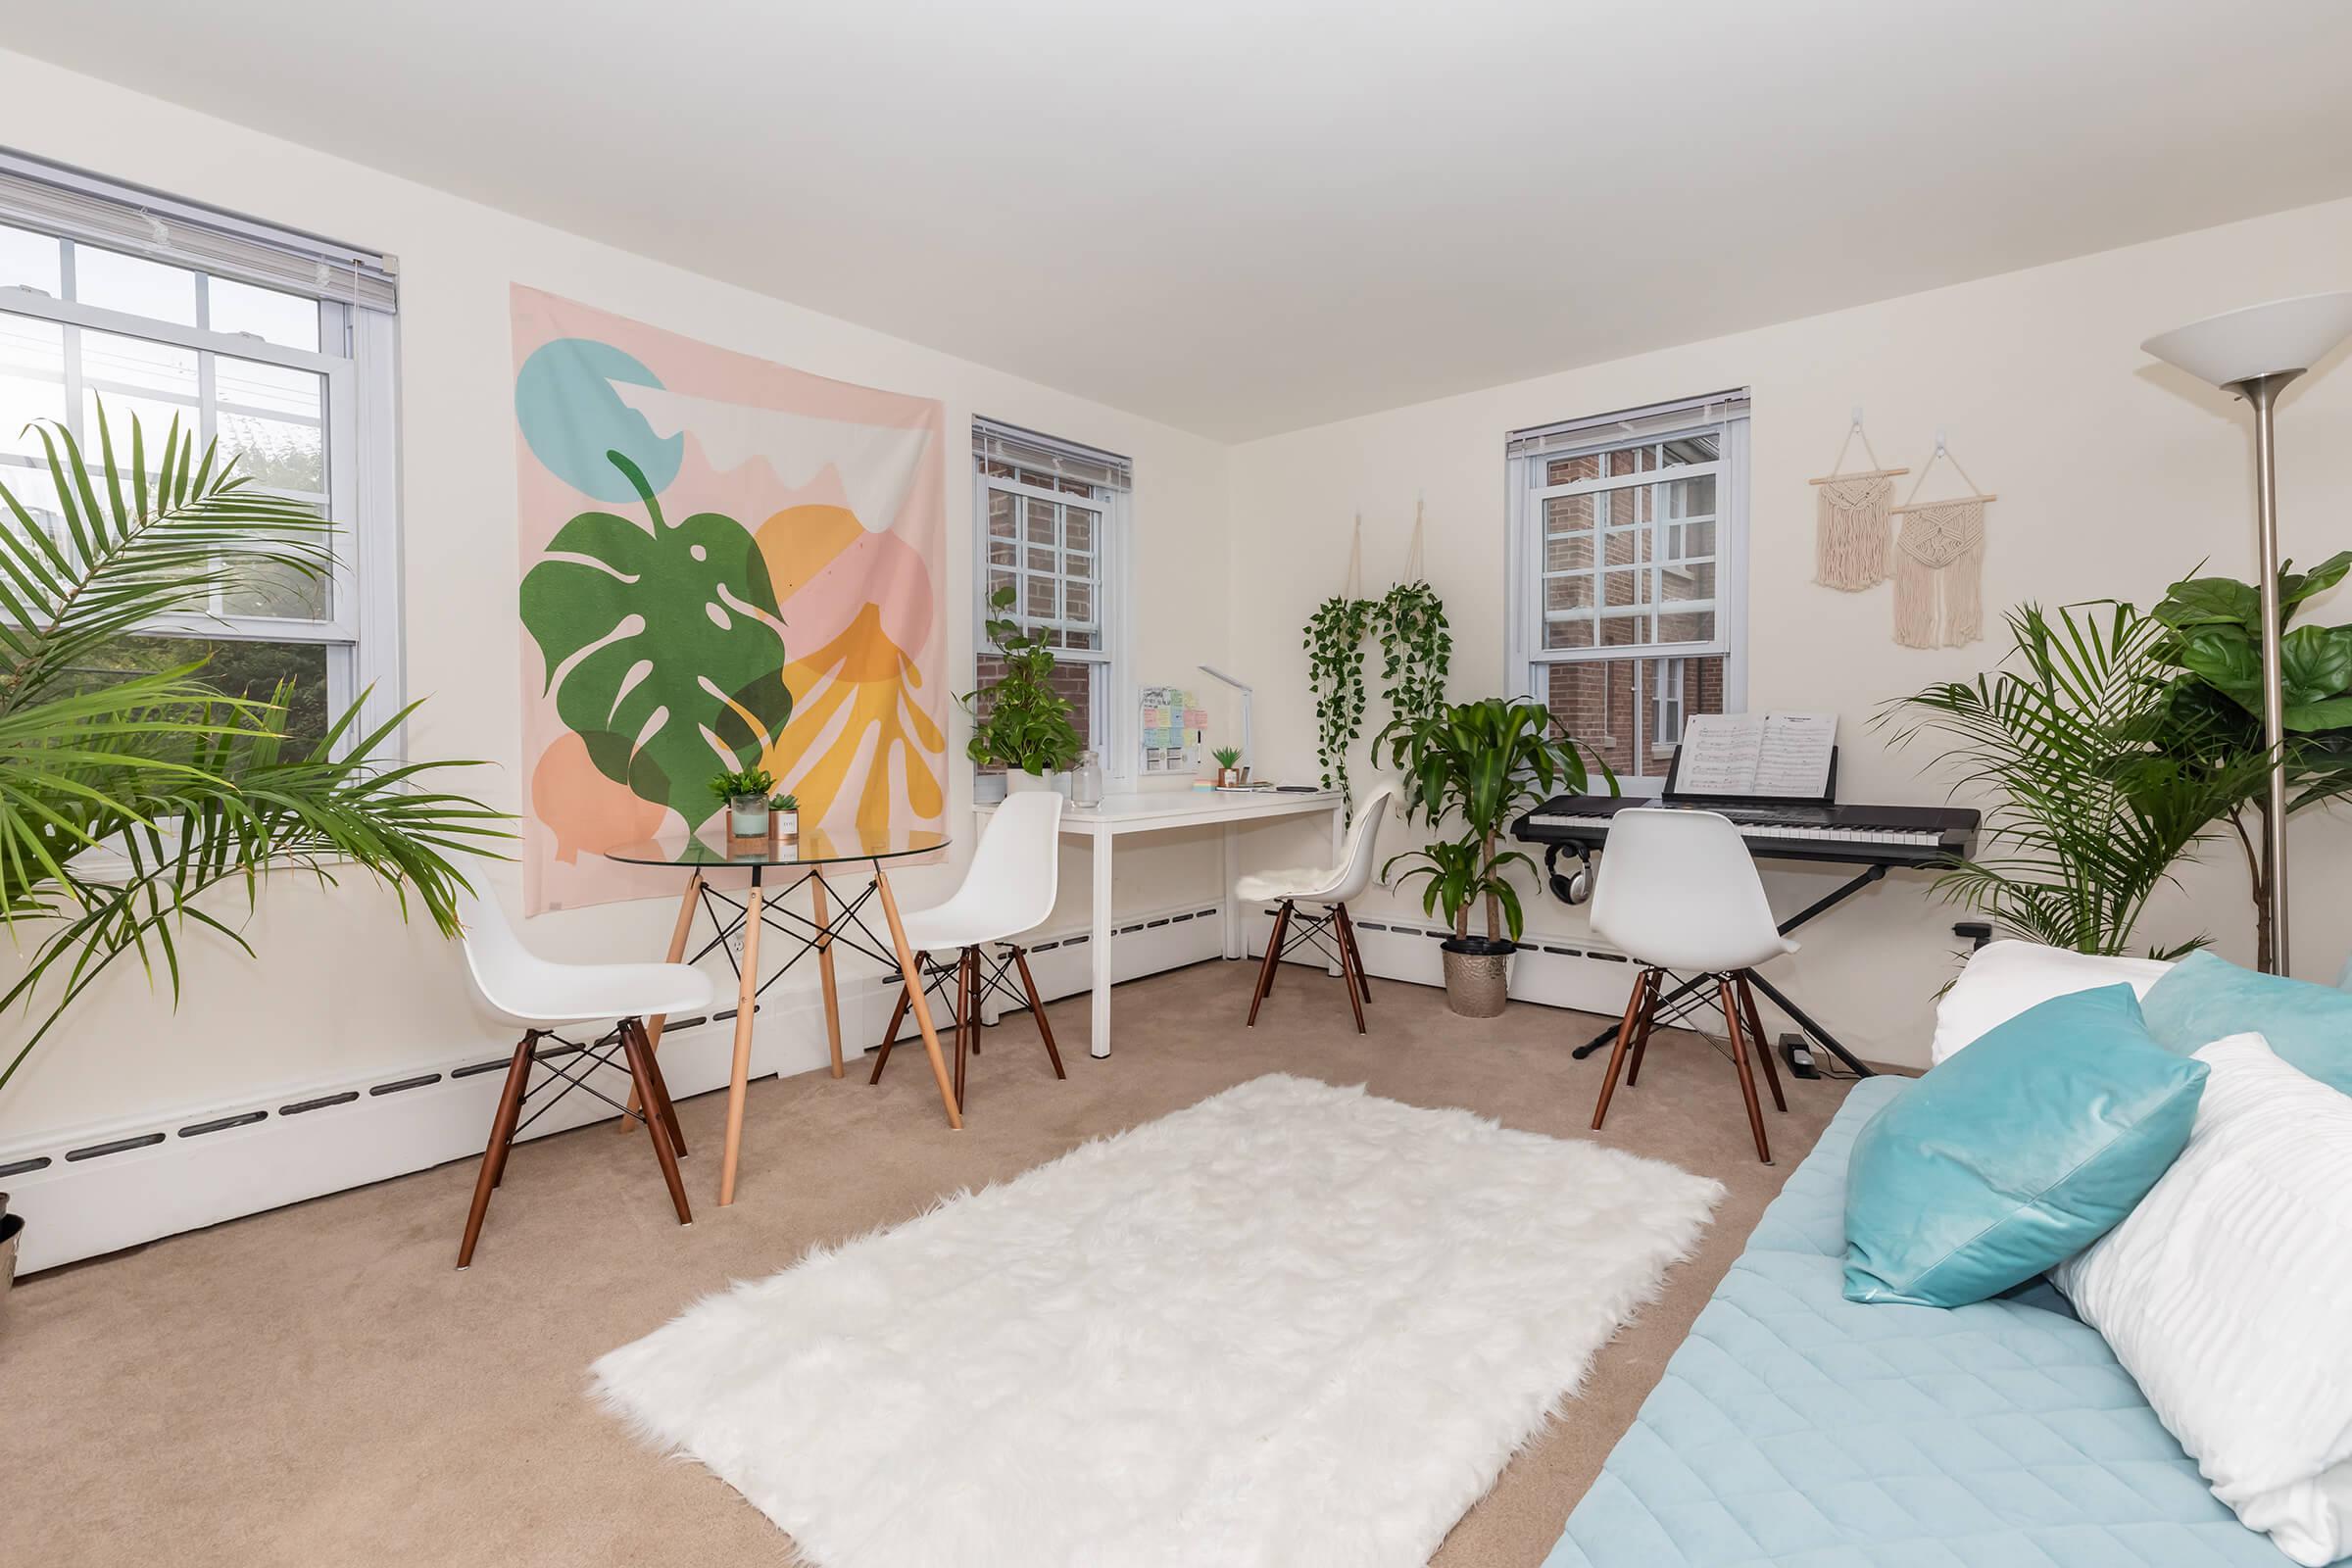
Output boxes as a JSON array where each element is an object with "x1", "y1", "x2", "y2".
[{"x1": 1779, "y1": 1033, "x2": 1821, "y2": 1080}]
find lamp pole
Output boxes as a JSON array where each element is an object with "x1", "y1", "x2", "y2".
[{"x1": 2232, "y1": 370, "x2": 2299, "y2": 975}]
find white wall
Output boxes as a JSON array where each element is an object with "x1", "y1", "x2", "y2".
[
  {"x1": 1227, "y1": 195, "x2": 2352, "y2": 1068},
  {"x1": 0, "y1": 52, "x2": 1239, "y2": 1143}
]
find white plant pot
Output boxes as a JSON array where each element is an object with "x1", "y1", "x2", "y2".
[
  {"x1": 728, "y1": 796, "x2": 770, "y2": 838},
  {"x1": 1004, "y1": 768, "x2": 1056, "y2": 796},
  {"x1": 774, "y1": 811, "x2": 799, "y2": 841}
]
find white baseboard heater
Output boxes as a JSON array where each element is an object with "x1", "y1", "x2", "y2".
[{"x1": 0, "y1": 895, "x2": 1229, "y2": 1275}]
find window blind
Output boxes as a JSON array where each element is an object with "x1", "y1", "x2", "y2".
[
  {"x1": 0, "y1": 149, "x2": 397, "y2": 313},
  {"x1": 974, "y1": 416, "x2": 1131, "y2": 492},
  {"x1": 1507, "y1": 389, "x2": 1747, "y2": 459}
]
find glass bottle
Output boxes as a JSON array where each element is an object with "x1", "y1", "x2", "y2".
[{"x1": 1069, "y1": 750, "x2": 1104, "y2": 808}]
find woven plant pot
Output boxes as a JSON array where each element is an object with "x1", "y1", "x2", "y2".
[{"x1": 1440, "y1": 937, "x2": 1514, "y2": 1018}]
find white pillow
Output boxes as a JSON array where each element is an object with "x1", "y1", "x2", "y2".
[
  {"x1": 1930, "y1": 940, "x2": 2173, "y2": 1064},
  {"x1": 2052, "y1": 1034, "x2": 2352, "y2": 1567}
]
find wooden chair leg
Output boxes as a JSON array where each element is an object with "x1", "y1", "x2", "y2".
[
  {"x1": 619, "y1": 1016, "x2": 694, "y2": 1224},
  {"x1": 1331, "y1": 907, "x2": 1368, "y2": 1035},
  {"x1": 1624, "y1": 969, "x2": 1661, "y2": 1087},
  {"x1": 1010, "y1": 946, "x2": 1066, "y2": 1080},
  {"x1": 457, "y1": 1033, "x2": 535, "y2": 1269},
  {"x1": 1718, "y1": 974, "x2": 1772, "y2": 1164},
  {"x1": 1591, "y1": 969, "x2": 1653, "y2": 1132},
  {"x1": 870, "y1": 981, "x2": 912, "y2": 1085},
  {"x1": 1248, "y1": 901, "x2": 1292, "y2": 1026},
  {"x1": 1336, "y1": 904, "x2": 1372, "y2": 1004},
  {"x1": 629, "y1": 1017, "x2": 689, "y2": 1159},
  {"x1": 951, "y1": 948, "x2": 972, "y2": 1113},
  {"x1": 1737, "y1": 972, "x2": 1788, "y2": 1113}
]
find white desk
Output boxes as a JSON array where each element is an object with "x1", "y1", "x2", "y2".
[{"x1": 974, "y1": 788, "x2": 1346, "y2": 1057}]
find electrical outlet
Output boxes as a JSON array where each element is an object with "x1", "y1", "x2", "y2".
[{"x1": 725, "y1": 926, "x2": 746, "y2": 959}]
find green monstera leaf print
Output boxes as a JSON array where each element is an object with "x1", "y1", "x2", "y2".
[{"x1": 520, "y1": 452, "x2": 792, "y2": 830}]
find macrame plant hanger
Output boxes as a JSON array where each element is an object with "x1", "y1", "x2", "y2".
[
  {"x1": 1888, "y1": 433, "x2": 1996, "y2": 649},
  {"x1": 1400, "y1": 495, "x2": 1427, "y2": 584},
  {"x1": 1808, "y1": 409, "x2": 1906, "y2": 590},
  {"x1": 1342, "y1": 512, "x2": 1365, "y2": 600}
]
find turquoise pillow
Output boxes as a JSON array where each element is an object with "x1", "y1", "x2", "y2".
[
  {"x1": 2142, "y1": 949, "x2": 2352, "y2": 1095},
  {"x1": 1843, "y1": 984, "x2": 2207, "y2": 1307}
]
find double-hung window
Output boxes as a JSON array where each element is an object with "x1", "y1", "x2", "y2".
[
  {"x1": 0, "y1": 153, "x2": 400, "y2": 752},
  {"x1": 1505, "y1": 391, "x2": 1748, "y2": 790},
  {"x1": 971, "y1": 417, "x2": 1130, "y2": 781}
]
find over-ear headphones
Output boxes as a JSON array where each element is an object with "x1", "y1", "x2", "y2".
[{"x1": 1544, "y1": 843, "x2": 1592, "y2": 906}]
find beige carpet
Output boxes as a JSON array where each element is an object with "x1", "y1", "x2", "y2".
[{"x1": 3, "y1": 961, "x2": 1855, "y2": 1568}]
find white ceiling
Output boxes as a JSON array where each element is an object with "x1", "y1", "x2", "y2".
[{"x1": 14, "y1": 1, "x2": 2352, "y2": 440}]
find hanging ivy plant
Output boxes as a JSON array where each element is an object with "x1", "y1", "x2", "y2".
[
  {"x1": 1372, "y1": 580, "x2": 1451, "y2": 744},
  {"x1": 1304, "y1": 594, "x2": 1374, "y2": 800}
]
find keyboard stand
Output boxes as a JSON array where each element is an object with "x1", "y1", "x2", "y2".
[{"x1": 1572, "y1": 862, "x2": 1885, "y2": 1078}]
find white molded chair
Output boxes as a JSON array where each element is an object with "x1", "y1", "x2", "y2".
[
  {"x1": 1587, "y1": 807, "x2": 1793, "y2": 1162},
  {"x1": 1237, "y1": 782, "x2": 1396, "y2": 1033},
  {"x1": 871, "y1": 790, "x2": 1065, "y2": 1111},
  {"x1": 452, "y1": 884, "x2": 711, "y2": 1267}
]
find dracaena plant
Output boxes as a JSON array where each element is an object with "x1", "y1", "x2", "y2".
[
  {"x1": 1380, "y1": 696, "x2": 1608, "y2": 943},
  {"x1": 0, "y1": 407, "x2": 506, "y2": 1093}
]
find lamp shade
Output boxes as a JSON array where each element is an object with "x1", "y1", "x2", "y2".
[{"x1": 2142, "y1": 291, "x2": 2352, "y2": 388}]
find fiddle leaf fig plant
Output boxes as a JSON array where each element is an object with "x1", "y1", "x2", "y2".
[{"x1": 520, "y1": 452, "x2": 793, "y2": 832}]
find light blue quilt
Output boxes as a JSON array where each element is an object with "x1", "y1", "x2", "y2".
[{"x1": 1544, "y1": 1075, "x2": 2289, "y2": 1567}]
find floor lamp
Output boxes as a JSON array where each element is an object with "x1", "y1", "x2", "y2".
[{"x1": 2142, "y1": 291, "x2": 2352, "y2": 975}]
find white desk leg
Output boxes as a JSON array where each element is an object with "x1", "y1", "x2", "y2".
[
  {"x1": 1221, "y1": 822, "x2": 1243, "y2": 960},
  {"x1": 1327, "y1": 803, "x2": 1347, "y2": 976},
  {"x1": 1090, "y1": 830, "x2": 1114, "y2": 1058}
]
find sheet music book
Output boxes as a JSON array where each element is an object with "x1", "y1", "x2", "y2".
[{"x1": 1673, "y1": 711, "x2": 1838, "y2": 800}]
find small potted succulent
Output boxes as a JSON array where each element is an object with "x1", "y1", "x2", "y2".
[
  {"x1": 770, "y1": 792, "x2": 800, "y2": 841},
  {"x1": 1211, "y1": 746, "x2": 1247, "y2": 788},
  {"x1": 710, "y1": 765, "x2": 778, "y2": 840}
]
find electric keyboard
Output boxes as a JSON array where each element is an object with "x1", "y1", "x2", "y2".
[{"x1": 1513, "y1": 795, "x2": 1978, "y2": 869}]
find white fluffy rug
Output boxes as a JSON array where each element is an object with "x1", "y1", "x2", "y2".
[{"x1": 591, "y1": 1073, "x2": 1722, "y2": 1568}]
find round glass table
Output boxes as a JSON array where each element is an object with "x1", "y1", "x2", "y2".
[{"x1": 602, "y1": 824, "x2": 960, "y2": 1204}]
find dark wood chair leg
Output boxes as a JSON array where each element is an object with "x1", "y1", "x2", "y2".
[
  {"x1": 457, "y1": 1033, "x2": 536, "y2": 1269},
  {"x1": 1247, "y1": 901, "x2": 1293, "y2": 1026},
  {"x1": 629, "y1": 1017, "x2": 689, "y2": 1159},
  {"x1": 870, "y1": 980, "x2": 912, "y2": 1085},
  {"x1": 1591, "y1": 969, "x2": 1653, "y2": 1132},
  {"x1": 951, "y1": 948, "x2": 972, "y2": 1113},
  {"x1": 1010, "y1": 946, "x2": 1066, "y2": 1079},
  {"x1": 1718, "y1": 974, "x2": 1772, "y2": 1164},
  {"x1": 1331, "y1": 906, "x2": 1368, "y2": 1035},
  {"x1": 1336, "y1": 903, "x2": 1372, "y2": 1004},
  {"x1": 618, "y1": 1017, "x2": 693, "y2": 1224},
  {"x1": 1624, "y1": 969, "x2": 1661, "y2": 1087},
  {"x1": 1737, "y1": 972, "x2": 1788, "y2": 1112}
]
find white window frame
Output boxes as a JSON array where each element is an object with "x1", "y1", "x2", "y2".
[
  {"x1": 0, "y1": 179, "x2": 403, "y2": 755},
  {"x1": 1504, "y1": 393, "x2": 1749, "y2": 794},
  {"x1": 970, "y1": 422, "x2": 1133, "y2": 790}
]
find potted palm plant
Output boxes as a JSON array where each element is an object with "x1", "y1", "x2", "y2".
[
  {"x1": 0, "y1": 409, "x2": 504, "y2": 1276},
  {"x1": 960, "y1": 585, "x2": 1081, "y2": 792},
  {"x1": 1382, "y1": 696, "x2": 1608, "y2": 1016},
  {"x1": 1211, "y1": 746, "x2": 1246, "y2": 788}
]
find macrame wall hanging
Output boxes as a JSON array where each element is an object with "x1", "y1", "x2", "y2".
[
  {"x1": 1888, "y1": 435, "x2": 1996, "y2": 650},
  {"x1": 1808, "y1": 411, "x2": 1906, "y2": 590}
]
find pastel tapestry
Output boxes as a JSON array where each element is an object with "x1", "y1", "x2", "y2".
[{"x1": 511, "y1": 286, "x2": 947, "y2": 912}]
